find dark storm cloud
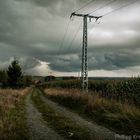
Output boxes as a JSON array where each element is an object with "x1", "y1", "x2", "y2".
[
  {"x1": 19, "y1": 57, "x2": 41, "y2": 70},
  {"x1": 49, "y1": 44, "x2": 140, "y2": 72},
  {"x1": 0, "y1": 0, "x2": 140, "y2": 74},
  {"x1": 0, "y1": 56, "x2": 41, "y2": 70},
  {"x1": 15, "y1": 0, "x2": 76, "y2": 17}
]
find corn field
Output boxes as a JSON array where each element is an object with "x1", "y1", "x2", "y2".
[{"x1": 43, "y1": 78, "x2": 140, "y2": 107}]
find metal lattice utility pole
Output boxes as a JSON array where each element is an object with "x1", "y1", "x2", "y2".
[
  {"x1": 70, "y1": 13, "x2": 102, "y2": 92},
  {"x1": 82, "y1": 15, "x2": 88, "y2": 92}
]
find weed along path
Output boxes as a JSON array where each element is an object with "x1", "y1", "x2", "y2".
[{"x1": 25, "y1": 92, "x2": 64, "y2": 140}]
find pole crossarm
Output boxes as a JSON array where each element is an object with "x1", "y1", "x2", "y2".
[{"x1": 70, "y1": 12, "x2": 102, "y2": 21}]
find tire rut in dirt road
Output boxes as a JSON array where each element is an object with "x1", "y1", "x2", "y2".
[
  {"x1": 40, "y1": 93, "x2": 126, "y2": 140},
  {"x1": 25, "y1": 93, "x2": 64, "y2": 140}
]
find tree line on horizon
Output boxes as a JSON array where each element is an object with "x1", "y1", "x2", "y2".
[{"x1": 0, "y1": 59, "x2": 32, "y2": 88}]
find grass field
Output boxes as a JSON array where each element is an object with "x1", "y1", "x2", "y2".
[
  {"x1": 0, "y1": 88, "x2": 29, "y2": 140},
  {"x1": 0, "y1": 77, "x2": 139, "y2": 139},
  {"x1": 43, "y1": 87, "x2": 140, "y2": 135}
]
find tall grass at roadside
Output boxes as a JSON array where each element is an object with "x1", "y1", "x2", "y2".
[
  {"x1": 0, "y1": 88, "x2": 29, "y2": 140},
  {"x1": 44, "y1": 88, "x2": 140, "y2": 135}
]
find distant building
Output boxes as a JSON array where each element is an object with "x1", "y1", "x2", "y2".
[{"x1": 45, "y1": 75, "x2": 55, "y2": 82}]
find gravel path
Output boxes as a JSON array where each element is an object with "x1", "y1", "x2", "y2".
[
  {"x1": 25, "y1": 93, "x2": 64, "y2": 140},
  {"x1": 40, "y1": 94, "x2": 128, "y2": 140}
]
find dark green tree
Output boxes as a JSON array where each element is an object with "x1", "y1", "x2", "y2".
[
  {"x1": 7, "y1": 60, "x2": 22, "y2": 88},
  {"x1": 19, "y1": 75, "x2": 32, "y2": 87},
  {"x1": 24, "y1": 75, "x2": 32, "y2": 86},
  {"x1": 0, "y1": 70, "x2": 7, "y2": 87}
]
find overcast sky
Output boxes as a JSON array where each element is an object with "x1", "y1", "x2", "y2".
[{"x1": 0, "y1": 0, "x2": 140, "y2": 77}]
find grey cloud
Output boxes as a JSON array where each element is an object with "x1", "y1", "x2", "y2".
[
  {"x1": 47, "y1": 37, "x2": 140, "y2": 72},
  {"x1": 19, "y1": 57, "x2": 41, "y2": 70},
  {"x1": 15, "y1": 0, "x2": 76, "y2": 17},
  {"x1": 0, "y1": 56, "x2": 42, "y2": 72},
  {"x1": 0, "y1": 0, "x2": 140, "y2": 75}
]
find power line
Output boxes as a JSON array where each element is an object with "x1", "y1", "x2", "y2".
[
  {"x1": 58, "y1": 0, "x2": 138, "y2": 56},
  {"x1": 68, "y1": 0, "x2": 138, "y2": 92},
  {"x1": 102, "y1": 0, "x2": 138, "y2": 16},
  {"x1": 57, "y1": 19, "x2": 71, "y2": 55},
  {"x1": 73, "y1": 21, "x2": 97, "y2": 54},
  {"x1": 74, "y1": 0, "x2": 95, "y2": 13},
  {"x1": 66, "y1": 22, "x2": 82, "y2": 53},
  {"x1": 88, "y1": 0, "x2": 117, "y2": 15}
]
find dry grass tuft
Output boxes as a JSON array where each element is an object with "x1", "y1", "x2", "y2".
[
  {"x1": 0, "y1": 88, "x2": 29, "y2": 139},
  {"x1": 0, "y1": 88, "x2": 28, "y2": 108},
  {"x1": 45, "y1": 88, "x2": 139, "y2": 115}
]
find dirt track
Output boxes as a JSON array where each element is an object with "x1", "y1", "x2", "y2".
[
  {"x1": 25, "y1": 93, "x2": 64, "y2": 140},
  {"x1": 25, "y1": 89, "x2": 129, "y2": 140}
]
